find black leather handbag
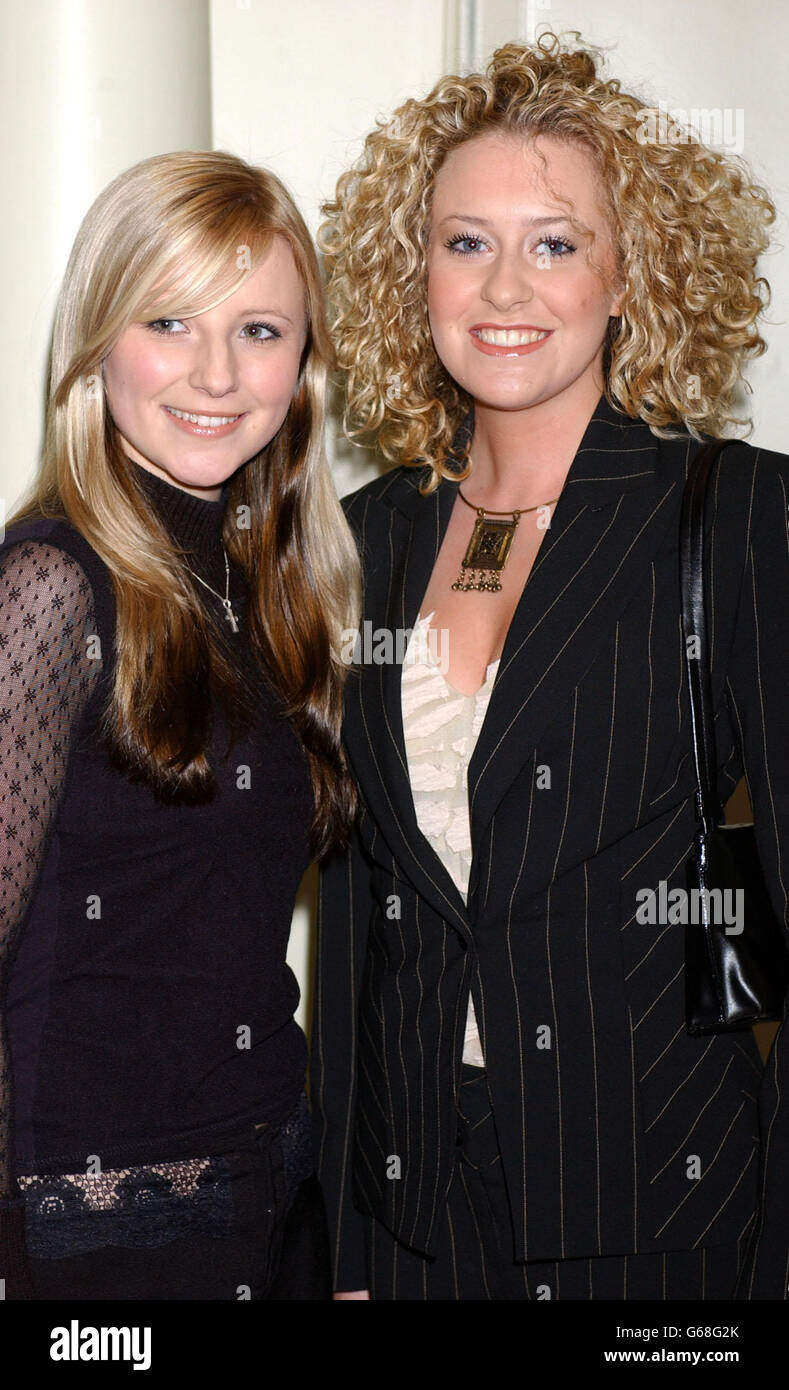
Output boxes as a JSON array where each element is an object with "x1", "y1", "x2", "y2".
[{"x1": 680, "y1": 438, "x2": 789, "y2": 1036}]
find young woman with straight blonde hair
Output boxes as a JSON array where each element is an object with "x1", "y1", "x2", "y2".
[{"x1": 0, "y1": 149, "x2": 360, "y2": 1299}]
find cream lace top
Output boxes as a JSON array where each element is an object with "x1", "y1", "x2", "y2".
[{"x1": 401, "y1": 611, "x2": 500, "y2": 1068}]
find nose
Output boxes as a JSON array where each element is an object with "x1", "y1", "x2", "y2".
[
  {"x1": 480, "y1": 248, "x2": 535, "y2": 313},
  {"x1": 187, "y1": 333, "x2": 239, "y2": 397}
]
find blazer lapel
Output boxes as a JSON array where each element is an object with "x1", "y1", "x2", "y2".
[
  {"x1": 465, "y1": 396, "x2": 686, "y2": 893},
  {"x1": 342, "y1": 462, "x2": 472, "y2": 939},
  {"x1": 342, "y1": 394, "x2": 690, "y2": 925}
]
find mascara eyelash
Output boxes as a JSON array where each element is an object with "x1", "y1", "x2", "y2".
[
  {"x1": 243, "y1": 321, "x2": 281, "y2": 341},
  {"x1": 536, "y1": 235, "x2": 577, "y2": 256},
  {"x1": 442, "y1": 232, "x2": 577, "y2": 257},
  {"x1": 145, "y1": 319, "x2": 281, "y2": 340},
  {"x1": 443, "y1": 232, "x2": 486, "y2": 255}
]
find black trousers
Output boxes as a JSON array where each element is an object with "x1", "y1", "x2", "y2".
[
  {"x1": 366, "y1": 1065, "x2": 749, "y2": 1300},
  {"x1": 27, "y1": 1117, "x2": 332, "y2": 1300}
]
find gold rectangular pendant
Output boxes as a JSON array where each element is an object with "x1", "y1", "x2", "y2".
[
  {"x1": 452, "y1": 516, "x2": 519, "y2": 592},
  {"x1": 462, "y1": 516, "x2": 518, "y2": 571}
]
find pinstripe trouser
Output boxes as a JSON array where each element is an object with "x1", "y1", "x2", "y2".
[{"x1": 365, "y1": 1065, "x2": 747, "y2": 1300}]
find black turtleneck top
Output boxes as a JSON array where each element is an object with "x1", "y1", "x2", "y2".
[{"x1": 0, "y1": 461, "x2": 314, "y2": 1295}]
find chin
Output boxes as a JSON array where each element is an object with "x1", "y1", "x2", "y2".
[
  {"x1": 466, "y1": 383, "x2": 547, "y2": 412},
  {"x1": 147, "y1": 458, "x2": 233, "y2": 492},
  {"x1": 179, "y1": 468, "x2": 237, "y2": 491}
]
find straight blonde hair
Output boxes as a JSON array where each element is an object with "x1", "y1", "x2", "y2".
[{"x1": 12, "y1": 150, "x2": 361, "y2": 856}]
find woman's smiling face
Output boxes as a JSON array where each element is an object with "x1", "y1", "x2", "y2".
[
  {"x1": 426, "y1": 132, "x2": 624, "y2": 414},
  {"x1": 102, "y1": 234, "x2": 308, "y2": 499}
]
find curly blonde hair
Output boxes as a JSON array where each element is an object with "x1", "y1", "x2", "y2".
[{"x1": 319, "y1": 31, "x2": 776, "y2": 490}]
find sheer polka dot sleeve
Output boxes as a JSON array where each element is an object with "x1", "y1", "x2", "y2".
[{"x1": 0, "y1": 539, "x2": 103, "y2": 1294}]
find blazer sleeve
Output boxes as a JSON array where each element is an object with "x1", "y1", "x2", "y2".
[
  {"x1": 722, "y1": 446, "x2": 789, "y2": 1298},
  {"x1": 309, "y1": 807, "x2": 375, "y2": 1293}
]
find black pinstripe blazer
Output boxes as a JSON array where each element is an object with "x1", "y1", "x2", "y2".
[{"x1": 310, "y1": 392, "x2": 789, "y2": 1296}]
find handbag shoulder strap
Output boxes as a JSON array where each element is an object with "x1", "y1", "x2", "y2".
[{"x1": 679, "y1": 437, "x2": 731, "y2": 835}]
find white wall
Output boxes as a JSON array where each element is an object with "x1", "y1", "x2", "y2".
[{"x1": 0, "y1": 0, "x2": 211, "y2": 515}]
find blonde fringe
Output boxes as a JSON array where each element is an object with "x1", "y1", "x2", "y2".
[{"x1": 12, "y1": 151, "x2": 361, "y2": 856}]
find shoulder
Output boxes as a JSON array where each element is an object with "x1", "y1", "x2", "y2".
[
  {"x1": 0, "y1": 552, "x2": 106, "y2": 740},
  {"x1": 340, "y1": 465, "x2": 425, "y2": 528},
  {"x1": 653, "y1": 427, "x2": 789, "y2": 538},
  {"x1": 705, "y1": 437, "x2": 789, "y2": 546},
  {"x1": 1, "y1": 533, "x2": 91, "y2": 592},
  {"x1": 711, "y1": 435, "x2": 789, "y2": 482},
  {"x1": 0, "y1": 537, "x2": 105, "y2": 703},
  {"x1": 0, "y1": 519, "x2": 115, "y2": 656},
  {"x1": 741, "y1": 438, "x2": 789, "y2": 493},
  {"x1": 1, "y1": 523, "x2": 96, "y2": 606},
  {"x1": 2, "y1": 514, "x2": 106, "y2": 580},
  {"x1": 0, "y1": 534, "x2": 98, "y2": 662}
]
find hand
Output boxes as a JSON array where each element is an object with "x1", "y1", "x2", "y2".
[{"x1": 333, "y1": 1289, "x2": 371, "y2": 1300}]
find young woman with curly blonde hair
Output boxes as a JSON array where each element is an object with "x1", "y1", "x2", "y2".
[
  {"x1": 0, "y1": 150, "x2": 360, "y2": 1299},
  {"x1": 310, "y1": 32, "x2": 789, "y2": 1300}
]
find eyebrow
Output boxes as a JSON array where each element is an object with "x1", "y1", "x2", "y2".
[
  {"x1": 438, "y1": 213, "x2": 585, "y2": 231},
  {"x1": 233, "y1": 308, "x2": 295, "y2": 324}
]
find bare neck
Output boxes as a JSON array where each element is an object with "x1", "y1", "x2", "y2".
[{"x1": 464, "y1": 375, "x2": 605, "y2": 510}]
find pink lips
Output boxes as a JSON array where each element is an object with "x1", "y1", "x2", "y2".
[
  {"x1": 163, "y1": 405, "x2": 246, "y2": 438},
  {"x1": 469, "y1": 326, "x2": 553, "y2": 358},
  {"x1": 470, "y1": 322, "x2": 550, "y2": 332}
]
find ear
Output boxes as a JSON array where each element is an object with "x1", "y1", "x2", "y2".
[{"x1": 608, "y1": 281, "x2": 625, "y2": 318}]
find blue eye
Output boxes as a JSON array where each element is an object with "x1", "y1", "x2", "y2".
[
  {"x1": 444, "y1": 233, "x2": 488, "y2": 256},
  {"x1": 534, "y1": 235, "x2": 576, "y2": 258},
  {"x1": 147, "y1": 319, "x2": 186, "y2": 334},
  {"x1": 443, "y1": 231, "x2": 577, "y2": 259}
]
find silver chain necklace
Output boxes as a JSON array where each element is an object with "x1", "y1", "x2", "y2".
[{"x1": 185, "y1": 548, "x2": 240, "y2": 633}]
